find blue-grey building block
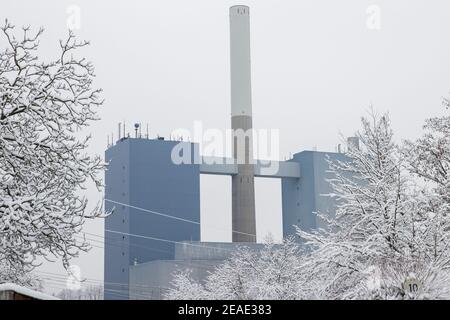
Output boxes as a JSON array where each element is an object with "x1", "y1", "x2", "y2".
[
  {"x1": 281, "y1": 151, "x2": 348, "y2": 239},
  {"x1": 104, "y1": 138, "x2": 200, "y2": 300}
]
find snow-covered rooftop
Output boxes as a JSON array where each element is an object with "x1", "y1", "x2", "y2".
[{"x1": 0, "y1": 283, "x2": 59, "y2": 300}]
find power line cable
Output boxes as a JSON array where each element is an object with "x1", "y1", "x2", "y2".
[{"x1": 105, "y1": 198, "x2": 256, "y2": 239}]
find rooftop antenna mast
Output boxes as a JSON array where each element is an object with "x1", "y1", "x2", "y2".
[{"x1": 134, "y1": 123, "x2": 140, "y2": 138}]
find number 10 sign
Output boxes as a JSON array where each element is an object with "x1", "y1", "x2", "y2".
[{"x1": 403, "y1": 278, "x2": 421, "y2": 294}]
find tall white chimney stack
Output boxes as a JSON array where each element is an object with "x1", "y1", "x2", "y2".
[
  {"x1": 230, "y1": 5, "x2": 253, "y2": 118},
  {"x1": 229, "y1": 5, "x2": 257, "y2": 242}
]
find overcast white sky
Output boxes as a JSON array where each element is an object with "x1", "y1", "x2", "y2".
[{"x1": 1, "y1": 0, "x2": 450, "y2": 294}]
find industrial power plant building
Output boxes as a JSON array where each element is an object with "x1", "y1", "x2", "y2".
[{"x1": 104, "y1": 6, "x2": 349, "y2": 299}]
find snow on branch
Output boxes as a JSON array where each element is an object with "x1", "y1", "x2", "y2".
[{"x1": 0, "y1": 20, "x2": 105, "y2": 273}]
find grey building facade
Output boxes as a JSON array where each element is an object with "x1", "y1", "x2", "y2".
[
  {"x1": 282, "y1": 151, "x2": 349, "y2": 236},
  {"x1": 129, "y1": 241, "x2": 266, "y2": 300}
]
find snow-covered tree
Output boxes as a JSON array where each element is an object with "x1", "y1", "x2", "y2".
[
  {"x1": 165, "y1": 237, "x2": 309, "y2": 300},
  {"x1": 0, "y1": 259, "x2": 41, "y2": 289},
  {"x1": 297, "y1": 110, "x2": 450, "y2": 299},
  {"x1": 404, "y1": 97, "x2": 450, "y2": 212},
  {"x1": 0, "y1": 21, "x2": 104, "y2": 275},
  {"x1": 164, "y1": 270, "x2": 209, "y2": 300},
  {"x1": 57, "y1": 284, "x2": 103, "y2": 300}
]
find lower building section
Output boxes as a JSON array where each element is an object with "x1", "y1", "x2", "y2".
[{"x1": 129, "y1": 241, "x2": 265, "y2": 300}]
